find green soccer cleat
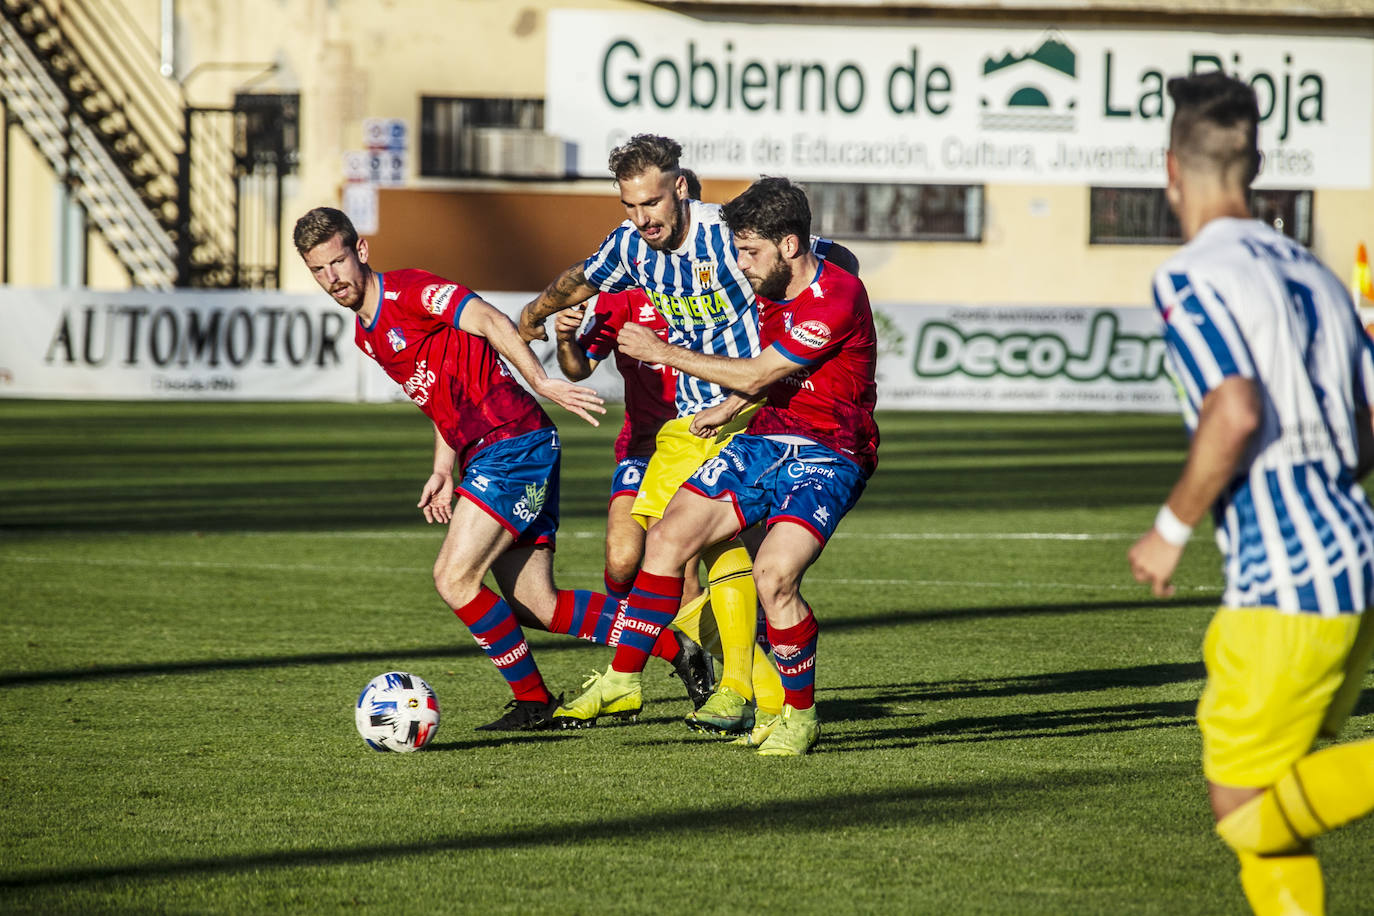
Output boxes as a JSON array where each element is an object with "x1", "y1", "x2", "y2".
[
  {"x1": 756, "y1": 704, "x2": 820, "y2": 757},
  {"x1": 552, "y1": 669, "x2": 643, "y2": 728},
  {"x1": 685, "y1": 685, "x2": 753, "y2": 735},
  {"x1": 729, "y1": 709, "x2": 781, "y2": 748}
]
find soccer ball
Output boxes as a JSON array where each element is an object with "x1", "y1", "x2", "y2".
[{"x1": 354, "y1": 671, "x2": 440, "y2": 752}]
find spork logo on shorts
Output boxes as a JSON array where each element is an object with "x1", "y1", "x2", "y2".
[{"x1": 513, "y1": 482, "x2": 547, "y2": 523}]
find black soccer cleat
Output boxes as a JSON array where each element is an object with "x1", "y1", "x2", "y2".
[
  {"x1": 669, "y1": 628, "x2": 715, "y2": 710},
  {"x1": 475, "y1": 694, "x2": 562, "y2": 731}
]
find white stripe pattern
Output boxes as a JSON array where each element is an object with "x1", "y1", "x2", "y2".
[{"x1": 1152, "y1": 218, "x2": 1374, "y2": 615}]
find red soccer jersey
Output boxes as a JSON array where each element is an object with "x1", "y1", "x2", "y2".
[
  {"x1": 356, "y1": 269, "x2": 550, "y2": 470},
  {"x1": 748, "y1": 261, "x2": 880, "y2": 476},
  {"x1": 579, "y1": 289, "x2": 677, "y2": 461}
]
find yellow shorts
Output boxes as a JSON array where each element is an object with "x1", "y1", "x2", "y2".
[
  {"x1": 1198, "y1": 606, "x2": 1374, "y2": 788},
  {"x1": 630, "y1": 403, "x2": 759, "y2": 527}
]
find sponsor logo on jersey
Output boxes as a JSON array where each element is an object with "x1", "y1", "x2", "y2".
[
  {"x1": 512, "y1": 482, "x2": 547, "y2": 523},
  {"x1": 470, "y1": 474, "x2": 491, "y2": 491},
  {"x1": 790, "y1": 320, "x2": 832, "y2": 350},
  {"x1": 421, "y1": 283, "x2": 459, "y2": 316},
  {"x1": 813, "y1": 506, "x2": 831, "y2": 525},
  {"x1": 403, "y1": 358, "x2": 436, "y2": 406},
  {"x1": 638, "y1": 303, "x2": 658, "y2": 323},
  {"x1": 364, "y1": 341, "x2": 375, "y2": 357},
  {"x1": 384, "y1": 290, "x2": 400, "y2": 300},
  {"x1": 387, "y1": 328, "x2": 407, "y2": 352}
]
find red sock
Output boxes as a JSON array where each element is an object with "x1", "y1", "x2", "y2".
[{"x1": 453, "y1": 586, "x2": 550, "y2": 703}]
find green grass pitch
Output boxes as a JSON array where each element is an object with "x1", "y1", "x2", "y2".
[{"x1": 1, "y1": 400, "x2": 1370, "y2": 914}]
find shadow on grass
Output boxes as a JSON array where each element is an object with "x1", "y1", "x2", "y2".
[
  {"x1": 0, "y1": 595, "x2": 1215, "y2": 687},
  {"x1": 826, "y1": 699, "x2": 1199, "y2": 752},
  {"x1": 830, "y1": 660, "x2": 1207, "y2": 706},
  {"x1": 0, "y1": 769, "x2": 1120, "y2": 891}
]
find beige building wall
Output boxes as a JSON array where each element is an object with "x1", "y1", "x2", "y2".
[{"x1": 4, "y1": 0, "x2": 1371, "y2": 305}]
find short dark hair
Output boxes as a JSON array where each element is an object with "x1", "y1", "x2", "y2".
[
  {"x1": 680, "y1": 168, "x2": 702, "y2": 200},
  {"x1": 721, "y1": 176, "x2": 811, "y2": 244},
  {"x1": 293, "y1": 207, "x2": 357, "y2": 256},
  {"x1": 1167, "y1": 71, "x2": 1261, "y2": 187},
  {"x1": 607, "y1": 134, "x2": 681, "y2": 183}
]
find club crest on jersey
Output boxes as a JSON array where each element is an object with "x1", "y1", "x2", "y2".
[
  {"x1": 790, "y1": 319, "x2": 831, "y2": 350},
  {"x1": 692, "y1": 260, "x2": 716, "y2": 289},
  {"x1": 387, "y1": 328, "x2": 407, "y2": 351},
  {"x1": 421, "y1": 283, "x2": 458, "y2": 316}
]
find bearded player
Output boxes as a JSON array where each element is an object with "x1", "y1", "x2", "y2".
[
  {"x1": 295, "y1": 207, "x2": 710, "y2": 731},
  {"x1": 552, "y1": 176, "x2": 879, "y2": 756}
]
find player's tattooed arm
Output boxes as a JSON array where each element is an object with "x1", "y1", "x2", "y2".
[{"x1": 518, "y1": 262, "x2": 599, "y2": 342}]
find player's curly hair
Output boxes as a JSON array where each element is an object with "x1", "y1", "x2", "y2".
[
  {"x1": 1167, "y1": 71, "x2": 1262, "y2": 187},
  {"x1": 293, "y1": 207, "x2": 358, "y2": 256},
  {"x1": 607, "y1": 134, "x2": 682, "y2": 183},
  {"x1": 721, "y1": 176, "x2": 811, "y2": 244}
]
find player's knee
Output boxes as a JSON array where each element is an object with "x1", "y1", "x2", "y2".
[
  {"x1": 644, "y1": 522, "x2": 697, "y2": 569},
  {"x1": 432, "y1": 563, "x2": 482, "y2": 610},
  {"x1": 753, "y1": 563, "x2": 799, "y2": 610},
  {"x1": 605, "y1": 542, "x2": 642, "y2": 582}
]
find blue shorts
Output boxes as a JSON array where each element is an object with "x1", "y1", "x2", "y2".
[
  {"x1": 610, "y1": 456, "x2": 650, "y2": 501},
  {"x1": 458, "y1": 428, "x2": 560, "y2": 548},
  {"x1": 682, "y1": 435, "x2": 865, "y2": 545}
]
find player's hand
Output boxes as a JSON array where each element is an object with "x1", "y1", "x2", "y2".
[
  {"x1": 617, "y1": 322, "x2": 666, "y2": 363},
  {"x1": 689, "y1": 401, "x2": 740, "y2": 438},
  {"x1": 553, "y1": 305, "x2": 586, "y2": 342},
  {"x1": 534, "y1": 378, "x2": 605, "y2": 427},
  {"x1": 517, "y1": 304, "x2": 548, "y2": 343},
  {"x1": 1127, "y1": 528, "x2": 1185, "y2": 598},
  {"x1": 418, "y1": 472, "x2": 455, "y2": 524}
]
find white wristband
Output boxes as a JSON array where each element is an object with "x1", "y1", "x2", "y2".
[{"x1": 1154, "y1": 504, "x2": 1193, "y2": 547}]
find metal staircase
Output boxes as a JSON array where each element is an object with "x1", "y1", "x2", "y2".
[
  {"x1": 1, "y1": 0, "x2": 183, "y2": 287},
  {"x1": 0, "y1": 0, "x2": 276, "y2": 289}
]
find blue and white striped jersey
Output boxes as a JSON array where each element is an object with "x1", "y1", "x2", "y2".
[
  {"x1": 583, "y1": 200, "x2": 760, "y2": 416},
  {"x1": 1153, "y1": 217, "x2": 1374, "y2": 615}
]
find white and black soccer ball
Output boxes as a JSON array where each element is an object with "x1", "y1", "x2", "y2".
[{"x1": 355, "y1": 671, "x2": 440, "y2": 752}]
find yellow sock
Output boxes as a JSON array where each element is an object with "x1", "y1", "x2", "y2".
[
  {"x1": 704, "y1": 544, "x2": 756, "y2": 700},
  {"x1": 751, "y1": 644, "x2": 784, "y2": 716},
  {"x1": 670, "y1": 591, "x2": 714, "y2": 651},
  {"x1": 1237, "y1": 850, "x2": 1324, "y2": 916},
  {"x1": 1218, "y1": 738, "x2": 1374, "y2": 854}
]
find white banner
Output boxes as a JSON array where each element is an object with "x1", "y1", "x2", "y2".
[
  {"x1": 0, "y1": 287, "x2": 361, "y2": 400},
  {"x1": 0, "y1": 287, "x2": 627, "y2": 405},
  {"x1": 0, "y1": 288, "x2": 1177, "y2": 412},
  {"x1": 873, "y1": 303, "x2": 1178, "y2": 413},
  {"x1": 547, "y1": 10, "x2": 1373, "y2": 188}
]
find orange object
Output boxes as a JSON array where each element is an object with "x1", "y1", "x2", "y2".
[{"x1": 1354, "y1": 242, "x2": 1372, "y2": 303}]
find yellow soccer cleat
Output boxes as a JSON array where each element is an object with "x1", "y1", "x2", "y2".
[
  {"x1": 756, "y1": 704, "x2": 820, "y2": 757},
  {"x1": 729, "y1": 710, "x2": 780, "y2": 748},
  {"x1": 685, "y1": 685, "x2": 753, "y2": 735},
  {"x1": 552, "y1": 669, "x2": 642, "y2": 728}
]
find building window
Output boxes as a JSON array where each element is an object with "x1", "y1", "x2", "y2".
[
  {"x1": 807, "y1": 183, "x2": 983, "y2": 242},
  {"x1": 1090, "y1": 187, "x2": 1312, "y2": 246},
  {"x1": 420, "y1": 97, "x2": 565, "y2": 178}
]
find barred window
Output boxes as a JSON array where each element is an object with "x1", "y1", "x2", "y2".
[
  {"x1": 1090, "y1": 187, "x2": 1312, "y2": 246},
  {"x1": 419, "y1": 97, "x2": 558, "y2": 178},
  {"x1": 807, "y1": 183, "x2": 983, "y2": 242}
]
